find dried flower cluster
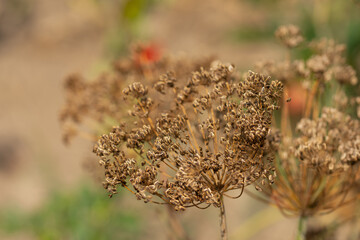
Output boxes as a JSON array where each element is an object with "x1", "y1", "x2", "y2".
[
  {"x1": 251, "y1": 25, "x2": 360, "y2": 222},
  {"x1": 60, "y1": 49, "x2": 212, "y2": 144},
  {"x1": 295, "y1": 108, "x2": 360, "y2": 169},
  {"x1": 256, "y1": 108, "x2": 360, "y2": 216},
  {"x1": 255, "y1": 59, "x2": 308, "y2": 85},
  {"x1": 93, "y1": 62, "x2": 283, "y2": 212},
  {"x1": 257, "y1": 28, "x2": 358, "y2": 88},
  {"x1": 275, "y1": 24, "x2": 304, "y2": 48},
  {"x1": 307, "y1": 38, "x2": 358, "y2": 85}
]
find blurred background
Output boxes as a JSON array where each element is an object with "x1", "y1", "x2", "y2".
[{"x1": 0, "y1": 0, "x2": 359, "y2": 239}]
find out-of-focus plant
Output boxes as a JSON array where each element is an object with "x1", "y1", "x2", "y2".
[
  {"x1": 60, "y1": 46, "x2": 212, "y2": 144},
  {"x1": 0, "y1": 184, "x2": 141, "y2": 240},
  {"x1": 300, "y1": 0, "x2": 360, "y2": 74},
  {"x1": 250, "y1": 25, "x2": 360, "y2": 240},
  {"x1": 89, "y1": 0, "x2": 163, "y2": 58},
  {"x1": 233, "y1": 0, "x2": 360, "y2": 74},
  {"x1": 60, "y1": 49, "x2": 214, "y2": 240}
]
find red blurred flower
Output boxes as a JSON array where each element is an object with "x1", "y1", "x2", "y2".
[{"x1": 133, "y1": 42, "x2": 162, "y2": 67}]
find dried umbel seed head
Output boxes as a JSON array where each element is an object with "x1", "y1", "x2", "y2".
[
  {"x1": 59, "y1": 72, "x2": 127, "y2": 144},
  {"x1": 256, "y1": 108, "x2": 360, "y2": 217},
  {"x1": 309, "y1": 38, "x2": 346, "y2": 64},
  {"x1": 306, "y1": 38, "x2": 357, "y2": 84},
  {"x1": 333, "y1": 65, "x2": 358, "y2": 85},
  {"x1": 60, "y1": 51, "x2": 213, "y2": 144},
  {"x1": 262, "y1": 128, "x2": 281, "y2": 156},
  {"x1": 333, "y1": 89, "x2": 349, "y2": 111},
  {"x1": 259, "y1": 26, "x2": 356, "y2": 88},
  {"x1": 295, "y1": 107, "x2": 360, "y2": 169},
  {"x1": 255, "y1": 59, "x2": 309, "y2": 85},
  {"x1": 275, "y1": 24, "x2": 304, "y2": 48},
  {"x1": 93, "y1": 62, "x2": 283, "y2": 211},
  {"x1": 306, "y1": 55, "x2": 330, "y2": 75}
]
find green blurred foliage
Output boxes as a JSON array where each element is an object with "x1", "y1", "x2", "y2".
[
  {"x1": 346, "y1": 18, "x2": 360, "y2": 67},
  {"x1": 234, "y1": 0, "x2": 360, "y2": 73},
  {"x1": 0, "y1": 0, "x2": 33, "y2": 41},
  {"x1": 0, "y1": 184, "x2": 141, "y2": 240},
  {"x1": 92, "y1": 0, "x2": 161, "y2": 59},
  {"x1": 298, "y1": 8, "x2": 317, "y2": 41},
  {"x1": 298, "y1": 0, "x2": 360, "y2": 69},
  {"x1": 122, "y1": 0, "x2": 156, "y2": 22},
  {"x1": 229, "y1": 24, "x2": 277, "y2": 43},
  {"x1": 241, "y1": 0, "x2": 282, "y2": 6}
]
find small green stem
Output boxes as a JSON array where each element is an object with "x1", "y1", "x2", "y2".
[{"x1": 296, "y1": 216, "x2": 307, "y2": 240}]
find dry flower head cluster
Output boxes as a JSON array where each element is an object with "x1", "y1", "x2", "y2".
[
  {"x1": 253, "y1": 25, "x2": 360, "y2": 218},
  {"x1": 60, "y1": 49, "x2": 212, "y2": 144},
  {"x1": 257, "y1": 25, "x2": 358, "y2": 89},
  {"x1": 93, "y1": 62, "x2": 283, "y2": 211},
  {"x1": 257, "y1": 107, "x2": 360, "y2": 217},
  {"x1": 275, "y1": 24, "x2": 304, "y2": 49}
]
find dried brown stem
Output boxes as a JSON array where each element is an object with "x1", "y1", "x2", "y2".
[
  {"x1": 180, "y1": 104, "x2": 200, "y2": 153},
  {"x1": 219, "y1": 196, "x2": 228, "y2": 240},
  {"x1": 281, "y1": 86, "x2": 290, "y2": 135},
  {"x1": 167, "y1": 205, "x2": 191, "y2": 240},
  {"x1": 304, "y1": 80, "x2": 319, "y2": 118}
]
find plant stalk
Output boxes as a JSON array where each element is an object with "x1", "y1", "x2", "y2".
[
  {"x1": 167, "y1": 205, "x2": 190, "y2": 240},
  {"x1": 219, "y1": 197, "x2": 228, "y2": 240},
  {"x1": 296, "y1": 216, "x2": 307, "y2": 240},
  {"x1": 304, "y1": 80, "x2": 319, "y2": 118}
]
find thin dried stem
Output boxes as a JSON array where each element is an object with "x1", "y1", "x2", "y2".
[
  {"x1": 281, "y1": 86, "x2": 290, "y2": 135},
  {"x1": 304, "y1": 80, "x2": 319, "y2": 118},
  {"x1": 219, "y1": 196, "x2": 228, "y2": 240},
  {"x1": 167, "y1": 205, "x2": 191, "y2": 240},
  {"x1": 180, "y1": 104, "x2": 200, "y2": 153}
]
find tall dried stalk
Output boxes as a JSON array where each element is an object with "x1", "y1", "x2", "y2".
[
  {"x1": 219, "y1": 197, "x2": 227, "y2": 240},
  {"x1": 167, "y1": 205, "x2": 190, "y2": 240}
]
